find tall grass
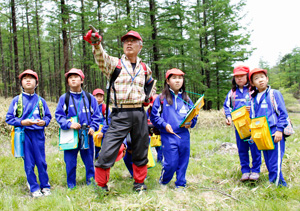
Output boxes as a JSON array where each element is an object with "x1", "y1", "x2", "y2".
[{"x1": 0, "y1": 97, "x2": 299, "y2": 210}]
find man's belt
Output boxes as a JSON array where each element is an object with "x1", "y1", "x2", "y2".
[{"x1": 115, "y1": 104, "x2": 142, "y2": 109}]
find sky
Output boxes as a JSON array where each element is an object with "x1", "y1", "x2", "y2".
[{"x1": 234, "y1": 0, "x2": 300, "y2": 68}]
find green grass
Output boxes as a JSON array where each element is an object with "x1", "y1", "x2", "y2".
[{"x1": 0, "y1": 98, "x2": 300, "y2": 210}]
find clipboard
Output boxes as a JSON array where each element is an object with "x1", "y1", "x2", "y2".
[
  {"x1": 179, "y1": 95, "x2": 204, "y2": 127},
  {"x1": 59, "y1": 116, "x2": 79, "y2": 151}
]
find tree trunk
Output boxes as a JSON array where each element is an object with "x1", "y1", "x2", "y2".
[
  {"x1": 149, "y1": 0, "x2": 160, "y2": 81},
  {"x1": 58, "y1": 30, "x2": 62, "y2": 100},
  {"x1": 202, "y1": 0, "x2": 212, "y2": 110},
  {"x1": 35, "y1": 0, "x2": 44, "y2": 98},
  {"x1": 11, "y1": 0, "x2": 20, "y2": 96},
  {"x1": 48, "y1": 58, "x2": 52, "y2": 101},
  {"x1": 81, "y1": 0, "x2": 88, "y2": 90},
  {"x1": 0, "y1": 24, "x2": 7, "y2": 98},
  {"x1": 25, "y1": 0, "x2": 34, "y2": 70},
  {"x1": 22, "y1": 15, "x2": 27, "y2": 70},
  {"x1": 61, "y1": 0, "x2": 69, "y2": 92},
  {"x1": 96, "y1": 0, "x2": 104, "y2": 88}
]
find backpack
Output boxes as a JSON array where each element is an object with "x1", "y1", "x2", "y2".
[
  {"x1": 16, "y1": 94, "x2": 44, "y2": 119},
  {"x1": 269, "y1": 89, "x2": 295, "y2": 137},
  {"x1": 229, "y1": 88, "x2": 251, "y2": 109},
  {"x1": 105, "y1": 59, "x2": 149, "y2": 123},
  {"x1": 64, "y1": 90, "x2": 93, "y2": 117}
]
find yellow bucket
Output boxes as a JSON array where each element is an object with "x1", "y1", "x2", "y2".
[
  {"x1": 250, "y1": 116, "x2": 274, "y2": 150},
  {"x1": 93, "y1": 125, "x2": 103, "y2": 147},
  {"x1": 231, "y1": 106, "x2": 251, "y2": 139},
  {"x1": 147, "y1": 145, "x2": 156, "y2": 168},
  {"x1": 11, "y1": 126, "x2": 15, "y2": 156},
  {"x1": 150, "y1": 134, "x2": 161, "y2": 147}
]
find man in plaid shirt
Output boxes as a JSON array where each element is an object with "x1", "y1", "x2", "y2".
[{"x1": 84, "y1": 30, "x2": 155, "y2": 192}]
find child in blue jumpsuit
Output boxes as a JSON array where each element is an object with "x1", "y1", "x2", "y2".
[
  {"x1": 92, "y1": 88, "x2": 111, "y2": 159},
  {"x1": 55, "y1": 68, "x2": 101, "y2": 189},
  {"x1": 6, "y1": 69, "x2": 52, "y2": 197},
  {"x1": 223, "y1": 65, "x2": 261, "y2": 181},
  {"x1": 150, "y1": 68, "x2": 197, "y2": 189},
  {"x1": 249, "y1": 68, "x2": 288, "y2": 186}
]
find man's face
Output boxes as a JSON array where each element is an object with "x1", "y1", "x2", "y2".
[{"x1": 123, "y1": 36, "x2": 142, "y2": 58}]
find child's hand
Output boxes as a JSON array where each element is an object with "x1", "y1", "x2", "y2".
[
  {"x1": 165, "y1": 124, "x2": 174, "y2": 134},
  {"x1": 88, "y1": 128, "x2": 95, "y2": 136},
  {"x1": 225, "y1": 117, "x2": 232, "y2": 125},
  {"x1": 21, "y1": 119, "x2": 37, "y2": 126},
  {"x1": 184, "y1": 122, "x2": 191, "y2": 129},
  {"x1": 35, "y1": 119, "x2": 46, "y2": 126},
  {"x1": 273, "y1": 131, "x2": 283, "y2": 143},
  {"x1": 70, "y1": 122, "x2": 81, "y2": 130},
  {"x1": 246, "y1": 106, "x2": 250, "y2": 112}
]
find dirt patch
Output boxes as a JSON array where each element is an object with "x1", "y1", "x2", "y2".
[{"x1": 216, "y1": 142, "x2": 238, "y2": 155}]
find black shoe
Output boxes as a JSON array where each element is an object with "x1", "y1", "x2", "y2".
[
  {"x1": 133, "y1": 182, "x2": 147, "y2": 192},
  {"x1": 101, "y1": 185, "x2": 109, "y2": 192}
]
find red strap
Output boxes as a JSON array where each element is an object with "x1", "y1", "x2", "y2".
[
  {"x1": 141, "y1": 62, "x2": 147, "y2": 75},
  {"x1": 101, "y1": 103, "x2": 106, "y2": 116},
  {"x1": 116, "y1": 59, "x2": 122, "y2": 69}
]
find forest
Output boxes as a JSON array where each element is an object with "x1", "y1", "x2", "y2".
[{"x1": 0, "y1": 0, "x2": 299, "y2": 110}]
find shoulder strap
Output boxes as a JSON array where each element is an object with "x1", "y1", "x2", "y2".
[
  {"x1": 16, "y1": 94, "x2": 23, "y2": 118},
  {"x1": 84, "y1": 90, "x2": 92, "y2": 115},
  {"x1": 141, "y1": 62, "x2": 147, "y2": 73},
  {"x1": 64, "y1": 91, "x2": 70, "y2": 116},
  {"x1": 230, "y1": 90, "x2": 236, "y2": 109},
  {"x1": 16, "y1": 94, "x2": 43, "y2": 118},
  {"x1": 270, "y1": 89, "x2": 279, "y2": 115},
  {"x1": 38, "y1": 99, "x2": 44, "y2": 119},
  {"x1": 102, "y1": 103, "x2": 106, "y2": 116},
  {"x1": 106, "y1": 59, "x2": 122, "y2": 124},
  {"x1": 159, "y1": 94, "x2": 164, "y2": 116}
]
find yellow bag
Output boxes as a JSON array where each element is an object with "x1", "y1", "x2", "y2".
[
  {"x1": 147, "y1": 145, "x2": 156, "y2": 169},
  {"x1": 93, "y1": 125, "x2": 103, "y2": 147},
  {"x1": 231, "y1": 106, "x2": 251, "y2": 139},
  {"x1": 250, "y1": 116, "x2": 274, "y2": 150},
  {"x1": 150, "y1": 134, "x2": 161, "y2": 147},
  {"x1": 11, "y1": 126, "x2": 15, "y2": 156}
]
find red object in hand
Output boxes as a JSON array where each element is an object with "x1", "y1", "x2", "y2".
[{"x1": 83, "y1": 30, "x2": 102, "y2": 45}]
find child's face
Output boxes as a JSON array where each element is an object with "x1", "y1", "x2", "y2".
[
  {"x1": 21, "y1": 74, "x2": 37, "y2": 93},
  {"x1": 94, "y1": 93, "x2": 104, "y2": 105},
  {"x1": 234, "y1": 74, "x2": 247, "y2": 87},
  {"x1": 167, "y1": 74, "x2": 184, "y2": 93},
  {"x1": 68, "y1": 74, "x2": 83, "y2": 91},
  {"x1": 251, "y1": 72, "x2": 268, "y2": 92}
]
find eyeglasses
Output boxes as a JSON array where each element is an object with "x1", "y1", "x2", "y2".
[{"x1": 123, "y1": 38, "x2": 139, "y2": 44}]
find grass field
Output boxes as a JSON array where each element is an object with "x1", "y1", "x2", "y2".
[{"x1": 0, "y1": 96, "x2": 299, "y2": 210}]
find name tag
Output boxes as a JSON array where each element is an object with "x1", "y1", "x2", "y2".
[{"x1": 261, "y1": 104, "x2": 268, "y2": 108}]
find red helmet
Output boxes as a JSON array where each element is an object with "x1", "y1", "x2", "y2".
[
  {"x1": 121, "y1": 30, "x2": 143, "y2": 42},
  {"x1": 92, "y1": 88, "x2": 105, "y2": 96},
  {"x1": 233, "y1": 65, "x2": 249, "y2": 76},
  {"x1": 249, "y1": 68, "x2": 268, "y2": 81},
  {"x1": 165, "y1": 68, "x2": 185, "y2": 79},
  {"x1": 65, "y1": 68, "x2": 85, "y2": 79},
  {"x1": 18, "y1": 69, "x2": 38, "y2": 82}
]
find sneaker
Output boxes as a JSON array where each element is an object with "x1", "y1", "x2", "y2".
[
  {"x1": 240, "y1": 173, "x2": 250, "y2": 181},
  {"x1": 133, "y1": 182, "x2": 147, "y2": 192},
  {"x1": 41, "y1": 188, "x2": 51, "y2": 196},
  {"x1": 32, "y1": 190, "x2": 43, "y2": 198},
  {"x1": 249, "y1": 172, "x2": 260, "y2": 181},
  {"x1": 175, "y1": 186, "x2": 186, "y2": 192}
]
